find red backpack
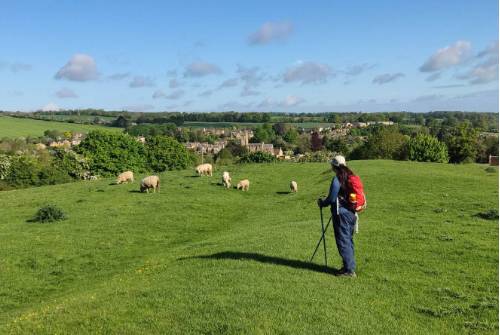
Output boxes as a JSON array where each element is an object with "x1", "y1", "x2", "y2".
[{"x1": 346, "y1": 175, "x2": 366, "y2": 212}]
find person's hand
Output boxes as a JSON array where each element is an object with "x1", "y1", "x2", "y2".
[{"x1": 317, "y1": 198, "x2": 323, "y2": 208}]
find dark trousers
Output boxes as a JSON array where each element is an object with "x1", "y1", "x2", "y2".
[{"x1": 332, "y1": 207, "x2": 356, "y2": 272}]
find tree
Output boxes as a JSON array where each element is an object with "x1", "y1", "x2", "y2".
[
  {"x1": 283, "y1": 127, "x2": 299, "y2": 144},
  {"x1": 476, "y1": 135, "x2": 499, "y2": 163},
  {"x1": 408, "y1": 134, "x2": 448, "y2": 163},
  {"x1": 443, "y1": 122, "x2": 478, "y2": 163},
  {"x1": 252, "y1": 124, "x2": 275, "y2": 143},
  {"x1": 311, "y1": 131, "x2": 323, "y2": 151},
  {"x1": 351, "y1": 127, "x2": 408, "y2": 160},
  {"x1": 76, "y1": 131, "x2": 146, "y2": 175},
  {"x1": 239, "y1": 151, "x2": 276, "y2": 163},
  {"x1": 112, "y1": 116, "x2": 131, "y2": 128},
  {"x1": 145, "y1": 136, "x2": 193, "y2": 172}
]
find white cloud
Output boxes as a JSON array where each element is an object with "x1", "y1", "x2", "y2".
[
  {"x1": 108, "y1": 72, "x2": 130, "y2": 80},
  {"x1": 122, "y1": 104, "x2": 155, "y2": 112},
  {"x1": 372, "y1": 72, "x2": 405, "y2": 85},
  {"x1": 152, "y1": 90, "x2": 167, "y2": 99},
  {"x1": 248, "y1": 21, "x2": 293, "y2": 45},
  {"x1": 456, "y1": 41, "x2": 499, "y2": 84},
  {"x1": 425, "y1": 72, "x2": 441, "y2": 82},
  {"x1": 184, "y1": 61, "x2": 221, "y2": 77},
  {"x1": 10, "y1": 63, "x2": 32, "y2": 72},
  {"x1": 343, "y1": 63, "x2": 375, "y2": 76},
  {"x1": 55, "y1": 54, "x2": 99, "y2": 81},
  {"x1": 56, "y1": 88, "x2": 78, "y2": 98},
  {"x1": 282, "y1": 95, "x2": 305, "y2": 107},
  {"x1": 283, "y1": 61, "x2": 334, "y2": 84},
  {"x1": 419, "y1": 40, "x2": 472, "y2": 72},
  {"x1": 218, "y1": 78, "x2": 239, "y2": 89},
  {"x1": 153, "y1": 89, "x2": 184, "y2": 100},
  {"x1": 41, "y1": 102, "x2": 60, "y2": 111},
  {"x1": 129, "y1": 75, "x2": 155, "y2": 88},
  {"x1": 169, "y1": 78, "x2": 182, "y2": 88},
  {"x1": 198, "y1": 90, "x2": 213, "y2": 97}
]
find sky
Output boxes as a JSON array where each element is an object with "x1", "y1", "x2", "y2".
[{"x1": 0, "y1": 0, "x2": 498, "y2": 113}]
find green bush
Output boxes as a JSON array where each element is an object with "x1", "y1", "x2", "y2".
[
  {"x1": 145, "y1": 136, "x2": 194, "y2": 172},
  {"x1": 52, "y1": 149, "x2": 89, "y2": 179},
  {"x1": 350, "y1": 127, "x2": 408, "y2": 160},
  {"x1": 297, "y1": 151, "x2": 334, "y2": 163},
  {"x1": 239, "y1": 151, "x2": 276, "y2": 163},
  {"x1": 5, "y1": 155, "x2": 40, "y2": 187},
  {"x1": 76, "y1": 131, "x2": 146, "y2": 176},
  {"x1": 0, "y1": 154, "x2": 11, "y2": 180},
  {"x1": 408, "y1": 134, "x2": 449, "y2": 163},
  {"x1": 33, "y1": 204, "x2": 66, "y2": 223},
  {"x1": 443, "y1": 122, "x2": 478, "y2": 163}
]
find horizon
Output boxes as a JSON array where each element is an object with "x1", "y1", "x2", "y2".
[{"x1": 1, "y1": 0, "x2": 498, "y2": 113}]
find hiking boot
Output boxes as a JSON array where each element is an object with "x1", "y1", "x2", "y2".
[{"x1": 335, "y1": 270, "x2": 356, "y2": 278}]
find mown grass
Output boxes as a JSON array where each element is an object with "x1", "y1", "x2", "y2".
[
  {"x1": 0, "y1": 161, "x2": 497, "y2": 334},
  {"x1": 0, "y1": 116, "x2": 121, "y2": 138}
]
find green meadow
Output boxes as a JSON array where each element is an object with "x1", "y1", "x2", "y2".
[
  {"x1": 0, "y1": 116, "x2": 121, "y2": 138},
  {"x1": 0, "y1": 161, "x2": 497, "y2": 334}
]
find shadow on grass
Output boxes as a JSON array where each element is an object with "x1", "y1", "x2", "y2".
[
  {"x1": 184, "y1": 175, "x2": 200, "y2": 178},
  {"x1": 276, "y1": 191, "x2": 291, "y2": 195},
  {"x1": 180, "y1": 251, "x2": 337, "y2": 275},
  {"x1": 128, "y1": 190, "x2": 142, "y2": 193}
]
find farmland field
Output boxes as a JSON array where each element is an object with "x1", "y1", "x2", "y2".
[
  {"x1": 0, "y1": 116, "x2": 121, "y2": 138},
  {"x1": 0, "y1": 161, "x2": 497, "y2": 334}
]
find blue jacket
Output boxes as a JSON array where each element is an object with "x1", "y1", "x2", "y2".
[{"x1": 320, "y1": 176, "x2": 341, "y2": 215}]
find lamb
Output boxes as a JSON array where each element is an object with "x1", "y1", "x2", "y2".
[
  {"x1": 236, "y1": 179, "x2": 250, "y2": 191},
  {"x1": 196, "y1": 163, "x2": 213, "y2": 176},
  {"x1": 290, "y1": 180, "x2": 298, "y2": 193},
  {"x1": 116, "y1": 171, "x2": 134, "y2": 184},
  {"x1": 140, "y1": 175, "x2": 160, "y2": 193},
  {"x1": 222, "y1": 171, "x2": 231, "y2": 188}
]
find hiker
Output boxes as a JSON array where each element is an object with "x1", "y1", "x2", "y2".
[{"x1": 317, "y1": 155, "x2": 361, "y2": 277}]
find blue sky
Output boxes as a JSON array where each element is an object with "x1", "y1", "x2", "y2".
[{"x1": 0, "y1": 0, "x2": 498, "y2": 113}]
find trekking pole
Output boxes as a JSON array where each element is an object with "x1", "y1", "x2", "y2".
[{"x1": 309, "y1": 215, "x2": 331, "y2": 263}]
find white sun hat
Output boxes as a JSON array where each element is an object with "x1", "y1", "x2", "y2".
[{"x1": 331, "y1": 155, "x2": 346, "y2": 167}]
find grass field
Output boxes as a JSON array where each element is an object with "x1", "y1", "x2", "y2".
[
  {"x1": 0, "y1": 161, "x2": 497, "y2": 334},
  {"x1": 0, "y1": 116, "x2": 121, "y2": 138}
]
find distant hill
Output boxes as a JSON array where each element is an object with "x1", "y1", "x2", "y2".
[{"x1": 0, "y1": 116, "x2": 121, "y2": 138}]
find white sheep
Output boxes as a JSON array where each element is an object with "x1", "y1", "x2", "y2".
[
  {"x1": 290, "y1": 180, "x2": 298, "y2": 193},
  {"x1": 196, "y1": 163, "x2": 213, "y2": 176},
  {"x1": 222, "y1": 171, "x2": 231, "y2": 188},
  {"x1": 116, "y1": 171, "x2": 134, "y2": 184},
  {"x1": 140, "y1": 175, "x2": 160, "y2": 193},
  {"x1": 236, "y1": 179, "x2": 250, "y2": 191}
]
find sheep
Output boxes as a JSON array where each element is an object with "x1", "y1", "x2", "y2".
[
  {"x1": 290, "y1": 180, "x2": 298, "y2": 193},
  {"x1": 140, "y1": 175, "x2": 160, "y2": 193},
  {"x1": 116, "y1": 171, "x2": 134, "y2": 184},
  {"x1": 236, "y1": 179, "x2": 250, "y2": 191},
  {"x1": 222, "y1": 171, "x2": 231, "y2": 188},
  {"x1": 196, "y1": 163, "x2": 213, "y2": 176}
]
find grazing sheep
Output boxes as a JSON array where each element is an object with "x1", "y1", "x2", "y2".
[
  {"x1": 116, "y1": 171, "x2": 134, "y2": 184},
  {"x1": 196, "y1": 163, "x2": 213, "y2": 176},
  {"x1": 236, "y1": 179, "x2": 250, "y2": 191},
  {"x1": 222, "y1": 171, "x2": 231, "y2": 188},
  {"x1": 290, "y1": 180, "x2": 298, "y2": 193},
  {"x1": 140, "y1": 175, "x2": 160, "y2": 193}
]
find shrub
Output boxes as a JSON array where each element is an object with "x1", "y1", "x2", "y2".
[
  {"x1": 485, "y1": 166, "x2": 497, "y2": 173},
  {"x1": 297, "y1": 151, "x2": 334, "y2": 163},
  {"x1": 52, "y1": 149, "x2": 89, "y2": 179},
  {"x1": 33, "y1": 204, "x2": 66, "y2": 223},
  {"x1": 214, "y1": 148, "x2": 234, "y2": 164},
  {"x1": 350, "y1": 127, "x2": 408, "y2": 160},
  {"x1": 5, "y1": 155, "x2": 40, "y2": 187},
  {"x1": 145, "y1": 136, "x2": 194, "y2": 172},
  {"x1": 76, "y1": 131, "x2": 146, "y2": 176},
  {"x1": 443, "y1": 122, "x2": 478, "y2": 163},
  {"x1": 474, "y1": 209, "x2": 499, "y2": 220},
  {"x1": 408, "y1": 134, "x2": 449, "y2": 163},
  {"x1": 239, "y1": 151, "x2": 276, "y2": 163},
  {"x1": 0, "y1": 154, "x2": 11, "y2": 180}
]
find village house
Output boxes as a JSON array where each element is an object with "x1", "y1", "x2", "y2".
[{"x1": 184, "y1": 141, "x2": 226, "y2": 154}]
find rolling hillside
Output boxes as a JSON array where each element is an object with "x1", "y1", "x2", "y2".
[
  {"x1": 0, "y1": 161, "x2": 497, "y2": 334},
  {"x1": 0, "y1": 116, "x2": 121, "y2": 138}
]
